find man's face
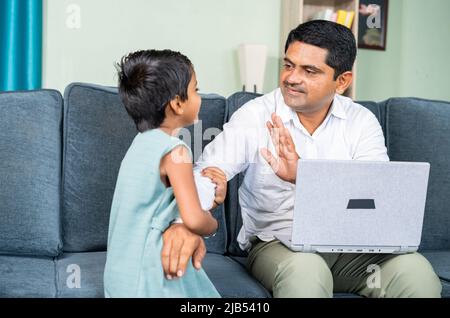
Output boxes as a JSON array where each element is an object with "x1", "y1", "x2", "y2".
[{"x1": 280, "y1": 41, "x2": 338, "y2": 114}]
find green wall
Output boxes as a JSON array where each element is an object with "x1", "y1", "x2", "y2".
[
  {"x1": 43, "y1": 0, "x2": 280, "y2": 96},
  {"x1": 356, "y1": 0, "x2": 450, "y2": 102},
  {"x1": 43, "y1": 0, "x2": 450, "y2": 101}
]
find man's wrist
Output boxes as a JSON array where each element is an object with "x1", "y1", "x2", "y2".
[{"x1": 204, "y1": 215, "x2": 219, "y2": 239}]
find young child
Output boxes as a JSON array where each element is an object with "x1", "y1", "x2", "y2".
[{"x1": 103, "y1": 49, "x2": 221, "y2": 298}]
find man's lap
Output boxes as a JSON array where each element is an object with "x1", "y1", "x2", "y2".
[{"x1": 246, "y1": 238, "x2": 441, "y2": 297}]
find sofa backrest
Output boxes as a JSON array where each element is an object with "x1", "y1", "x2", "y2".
[
  {"x1": 61, "y1": 83, "x2": 228, "y2": 254},
  {"x1": 383, "y1": 98, "x2": 450, "y2": 250},
  {"x1": 61, "y1": 83, "x2": 136, "y2": 252},
  {"x1": 0, "y1": 90, "x2": 63, "y2": 257},
  {"x1": 2, "y1": 86, "x2": 448, "y2": 257},
  {"x1": 224, "y1": 92, "x2": 450, "y2": 255},
  {"x1": 185, "y1": 93, "x2": 229, "y2": 254}
]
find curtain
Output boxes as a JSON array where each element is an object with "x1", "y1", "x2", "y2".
[{"x1": 0, "y1": 0, "x2": 42, "y2": 91}]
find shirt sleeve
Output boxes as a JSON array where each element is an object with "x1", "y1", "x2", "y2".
[
  {"x1": 194, "y1": 103, "x2": 261, "y2": 210},
  {"x1": 353, "y1": 112, "x2": 390, "y2": 161},
  {"x1": 194, "y1": 171, "x2": 217, "y2": 211}
]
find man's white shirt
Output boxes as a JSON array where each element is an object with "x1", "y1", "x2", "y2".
[{"x1": 194, "y1": 88, "x2": 389, "y2": 251}]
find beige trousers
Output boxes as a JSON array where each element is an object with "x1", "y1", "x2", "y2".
[{"x1": 247, "y1": 239, "x2": 442, "y2": 298}]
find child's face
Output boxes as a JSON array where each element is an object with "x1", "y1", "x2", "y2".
[{"x1": 182, "y1": 71, "x2": 201, "y2": 126}]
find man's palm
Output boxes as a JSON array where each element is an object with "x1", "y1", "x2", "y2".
[{"x1": 261, "y1": 113, "x2": 299, "y2": 183}]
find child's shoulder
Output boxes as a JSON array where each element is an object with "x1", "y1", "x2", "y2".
[{"x1": 134, "y1": 128, "x2": 191, "y2": 158}]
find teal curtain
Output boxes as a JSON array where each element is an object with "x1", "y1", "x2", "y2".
[{"x1": 0, "y1": 0, "x2": 42, "y2": 91}]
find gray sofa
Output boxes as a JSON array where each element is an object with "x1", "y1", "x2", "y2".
[{"x1": 0, "y1": 83, "x2": 449, "y2": 298}]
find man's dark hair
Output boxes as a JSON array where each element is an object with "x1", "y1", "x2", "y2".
[
  {"x1": 284, "y1": 20, "x2": 357, "y2": 80},
  {"x1": 117, "y1": 49, "x2": 193, "y2": 132}
]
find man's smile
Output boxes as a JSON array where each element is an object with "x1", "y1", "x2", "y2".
[{"x1": 284, "y1": 85, "x2": 306, "y2": 96}]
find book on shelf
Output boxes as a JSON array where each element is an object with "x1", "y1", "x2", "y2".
[
  {"x1": 309, "y1": 9, "x2": 355, "y2": 29},
  {"x1": 336, "y1": 10, "x2": 355, "y2": 29}
]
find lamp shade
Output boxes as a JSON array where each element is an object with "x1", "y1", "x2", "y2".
[{"x1": 238, "y1": 44, "x2": 267, "y2": 94}]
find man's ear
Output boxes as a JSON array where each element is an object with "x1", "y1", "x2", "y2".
[
  {"x1": 168, "y1": 96, "x2": 184, "y2": 115},
  {"x1": 335, "y1": 71, "x2": 353, "y2": 95}
]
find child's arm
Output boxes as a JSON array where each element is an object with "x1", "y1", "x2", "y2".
[{"x1": 162, "y1": 145, "x2": 218, "y2": 237}]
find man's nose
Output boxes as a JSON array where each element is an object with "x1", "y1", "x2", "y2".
[{"x1": 285, "y1": 68, "x2": 304, "y2": 85}]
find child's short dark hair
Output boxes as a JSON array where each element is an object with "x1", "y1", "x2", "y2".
[{"x1": 117, "y1": 49, "x2": 193, "y2": 132}]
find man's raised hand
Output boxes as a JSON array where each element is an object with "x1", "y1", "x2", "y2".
[{"x1": 260, "y1": 113, "x2": 300, "y2": 183}]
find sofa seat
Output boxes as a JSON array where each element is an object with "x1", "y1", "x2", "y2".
[
  {"x1": 422, "y1": 251, "x2": 450, "y2": 297},
  {"x1": 203, "y1": 254, "x2": 271, "y2": 298},
  {"x1": 422, "y1": 251, "x2": 450, "y2": 281},
  {"x1": 56, "y1": 252, "x2": 106, "y2": 297},
  {"x1": 0, "y1": 255, "x2": 57, "y2": 298},
  {"x1": 55, "y1": 252, "x2": 270, "y2": 298}
]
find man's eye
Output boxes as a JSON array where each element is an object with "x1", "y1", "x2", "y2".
[
  {"x1": 284, "y1": 64, "x2": 293, "y2": 69},
  {"x1": 306, "y1": 69, "x2": 316, "y2": 74}
]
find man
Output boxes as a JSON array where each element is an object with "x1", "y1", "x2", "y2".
[{"x1": 162, "y1": 20, "x2": 442, "y2": 297}]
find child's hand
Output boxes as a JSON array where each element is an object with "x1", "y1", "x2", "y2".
[{"x1": 201, "y1": 167, "x2": 227, "y2": 209}]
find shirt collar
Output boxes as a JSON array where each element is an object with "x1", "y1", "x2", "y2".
[
  {"x1": 275, "y1": 90, "x2": 347, "y2": 124},
  {"x1": 329, "y1": 94, "x2": 347, "y2": 120}
]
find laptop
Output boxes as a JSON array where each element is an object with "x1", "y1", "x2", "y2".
[{"x1": 275, "y1": 159, "x2": 430, "y2": 254}]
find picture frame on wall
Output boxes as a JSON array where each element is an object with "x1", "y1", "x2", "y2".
[{"x1": 358, "y1": 0, "x2": 389, "y2": 50}]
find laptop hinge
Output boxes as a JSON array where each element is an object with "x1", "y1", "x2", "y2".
[{"x1": 400, "y1": 246, "x2": 409, "y2": 253}]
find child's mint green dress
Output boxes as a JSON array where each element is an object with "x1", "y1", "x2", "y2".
[{"x1": 103, "y1": 128, "x2": 220, "y2": 298}]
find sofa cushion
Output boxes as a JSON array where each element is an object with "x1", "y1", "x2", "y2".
[
  {"x1": 0, "y1": 255, "x2": 57, "y2": 297},
  {"x1": 0, "y1": 90, "x2": 63, "y2": 257},
  {"x1": 376, "y1": 100, "x2": 389, "y2": 142},
  {"x1": 441, "y1": 280, "x2": 450, "y2": 298},
  {"x1": 226, "y1": 173, "x2": 247, "y2": 256},
  {"x1": 385, "y1": 98, "x2": 450, "y2": 250},
  {"x1": 203, "y1": 254, "x2": 271, "y2": 298},
  {"x1": 62, "y1": 83, "x2": 137, "y2": 252},
  {"x1": 184, "y1": 94, "x2": 227, "y2": 161},
  {"x1": 55, "y1": 251, "x2": 270, "y2": 298},
  {"x1": 56, "y1": 252, "x2": 106, "y2": 298},
  {"x1": 421, "y1": 251, "x2": 450, "y2": 298},
  {"x1": 62, "y1": 83, "x2": 227, "y2": 254},
  {"x1": 421, "y1": 251, "x2": 450, "y2": 282},
  {"x1": 184, "y1": 94, "x2": 228, "y2": 254}
]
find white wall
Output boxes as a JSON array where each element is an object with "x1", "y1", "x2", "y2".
[{"x1": 43, "y1": 0, "x2": 281, "y2": 97}]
